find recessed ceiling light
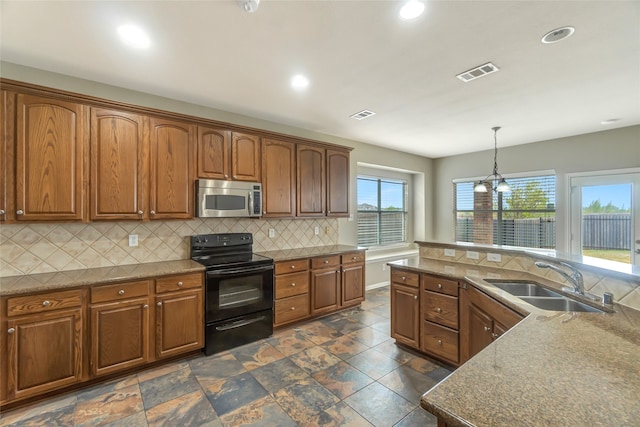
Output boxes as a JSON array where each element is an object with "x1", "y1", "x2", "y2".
[
  {"x1": 601, "y1": 118, "x2": 620, "y2": 125},
  {"x1": 118, "y1": 24, "x2": 151, "y2": 49},
  {"x1": 291, "y1": 74, "x2": 309, "y2": 89},
  {"x1": 399, "y1": 0, "x2": 425, "y2": 20},
  {"x1": 541, "y1": 26, "x2": 575, "y2": 44}
]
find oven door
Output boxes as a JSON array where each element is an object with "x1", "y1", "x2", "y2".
[{"x1": 205, "y1": 264, "x2": 274, "y2": 323}]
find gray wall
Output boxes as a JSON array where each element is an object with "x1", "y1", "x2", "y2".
[
  {"x1": 432, "y1": 125, "x2": 640, "y2": 251},
  {"x1": 0, "y1": 61, "x2": 433, "y2": 247}
]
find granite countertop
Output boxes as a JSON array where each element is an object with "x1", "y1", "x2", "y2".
[
  {"x1": 0, "y1": 260, "x2": 205, "y2": 297},
  {"x1": 390, "y1": 257, "x2": 640, "y2": 427},
  {"x1": 257, "y1": 245, "x2": 364, "y2": 262}
]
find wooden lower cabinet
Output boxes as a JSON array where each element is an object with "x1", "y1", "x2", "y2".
[
  {"x1": 274, "y1": 259, "x2": 311, "y2": 327},
  {"x1": 421, "y1": 274, "x2": 460, "y2": 365},
  {"x1": 3, "y1": 289, "x2": 84, "y2": 401},
  {"x1": 0, "y1": 272, "x2": 204, "y2": 408},
  {"x1": 460, "y1": 284, "x2": 524, "y2": 363},
  {"x1": 390, "y1": 268, "x2": 420, "y2": 349},
  {"x1": 341, "y1": 252, "x2": 365, "y2": 307}
]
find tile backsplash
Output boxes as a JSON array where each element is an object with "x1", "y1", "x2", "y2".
[
  {"x1": 0, "y1": 218, "x2": 339, "y2": 277},
  {"x1": 418, "y1": 245, "x2": 640, "y2": 310}
]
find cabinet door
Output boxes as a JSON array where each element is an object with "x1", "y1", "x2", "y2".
[
  {"x1": 90, "y1": 298, "x2": 150, "y2": 377},
  {"x1": 341, "y1": 263, "x2": 365, "y2": 307},
  {"x1": 0, "y1": 90, "x2": 13, "y2": 222},
  {"x1": 262, "y1": 138, "x2": 296, "y2": 217},
  {"x1": 391, "y1": 283, "x2": 420, "y2": 349},
  {"x1": 231, "y1": 132, "x2": 260, "y2": 182},
  {"x1": 149, "y1": 117, "x2": 195, "y2": 219},
  {"x1": 197, "y1": 126, "x2": 230, "y2": 179},
  {"x1": 326, "y1": 149, "x2": 349, "y2": 217},
  {"x1": 6, "y1": 308, "x2": 83, "y2": 400},
  {"x1": 297, "y1": 144, "x2": 325, "y2": 217},
  {"x1": 310, "y1": 268, "x2": 340, "y2": 315},
  {"x1": 467, "y1": 304, "x2": 493, "y2": 359},
  {"x1": 15, "y1": 94, "x2": 85, "y2": 221},
  {"x1": 156, "y1": 289, "x2": 204, "y2": 359},
  {"x1": 90, "y1": 108, "x2": 148, "y2": 220}
]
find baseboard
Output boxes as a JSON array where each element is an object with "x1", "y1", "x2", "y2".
[{"x1": 366, "y1": 281, "x2": 390, "y2": 291}]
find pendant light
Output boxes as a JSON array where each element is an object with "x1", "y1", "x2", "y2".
[{"x1": 474, "y1": 127, "x2": 511, "y2": 193}]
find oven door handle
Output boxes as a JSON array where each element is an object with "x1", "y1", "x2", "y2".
[
  {"x1": 206, "y1": 264, "x2": 273, "y2": 277},
  {"x1": 215, "y1": 315, "x2": 267, "y2": 332}
]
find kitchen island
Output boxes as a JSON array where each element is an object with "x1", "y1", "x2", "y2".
[{"x1": 390, "y1": 256, "x2": 640, "y2": 426}]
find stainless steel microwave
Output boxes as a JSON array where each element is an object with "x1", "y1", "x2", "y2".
[{"x1": 197, "y1": 179, "x2": 262, "y2": 218}]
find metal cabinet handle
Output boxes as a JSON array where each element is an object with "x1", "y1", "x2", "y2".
[
  {"x1": 352, "y1": 256, "x2": 357, "y2": 261},
  {"x1": 118, "y1": 290, "x2": 125, "y2": 296},
  {"x1": 290, "y1": 307, "x2": 296, "y2": 311},
  {"x1": 263, "y1": 211, "x2": 267, "y2": 214},
  {"x1": 402, "y1": 276, "x2": 406, "y2": 281},
  {"x1": 438, "y1": 283, "x2": 442, "y2": 289},
  {"x1": 0, "y1": 209, "x2": 5, "y2": 215},
  {"x1": 150, "y1": 210, "x2": 156, "y2": 215},
  {"x1": 138, "y1": 210, "x2": 143, "y2": 215},
  {"x1": 291, "y1": 265, "x2": 296, "y2": 269},
  {"x1": 8, "y1": 328, "x2": 15, "y2": 334},
  {"x1": 437, "y1": 339, "x2": 443, "y2": 346},
  {"x1": 143, "y1": 304, "x2": 149, "y2": 309},
  {"x1": 291, "y1": 283, "x2": 296, "y2": 287},
  {"x1": 435, "y1": 307, "x2": 442, "y2": 313},
  {"x1": 492, "y1": 333, "x2": 499, "y2": 339},
  {"x1": 16, "y1": 210, "x2": 24, "y2": 215},
  {"x1": 42, "y1": 300, "x2": 50, "y2": 307},
  {"x1": 233, "y1": 175, "x2": 237, "y2": 179},
  {"x1": 324, "y1": 260, "x2": 329, "y2": 264},
  {"x1": 414, "y1": 295, "x2": 418, "y2": 300},
  {"x1": 157, "y1": 302, "x2": 162, "y2": 307},
  {"x1": 484, "y1": 326, "x2": 491, "y2": 332},
  {"x1": 177, "y1": 281, "x2": 183, "y2": 287},
  {"x1": 224, "y1": 174, "x2": 229, "y2": 179}
]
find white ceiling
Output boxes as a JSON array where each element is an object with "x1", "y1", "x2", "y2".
[{"x1": 1, "y1": 1, "x2": 639, "y2": 158}]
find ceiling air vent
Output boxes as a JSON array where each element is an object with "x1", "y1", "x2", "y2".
[
  {"x1": 456, "y1": 62, "x2": 500, "y2": 83},
  {"x1": 350, "y1": 109, "x2": 376, "y2": 120}
]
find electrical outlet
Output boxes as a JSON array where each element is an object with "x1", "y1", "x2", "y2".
[
  {"x1": 348, "y1": 215, "x2": 354, "y2": 222},
  {"x1": 314, "y1": 226, "x2": 319, "y2": 235},
  {"x1": 128, "y1": 234, "x2": 138, "y2": 247},
  {"x1": 382, "y1": 264, "x2": 386, "y2": 272},
  {"x1": 268, "y1": 229, "x2": 275, "y2": 238},
  {"x1": 444, "y1": 266, "x2": 456, "y2": 275},
  {"x1": 487, "y1": 253, "x2": 502, "y2": 262},
  {"x1": 325, "y1": 227, "x2": 331, "y2": 234},
  {"x1": 444, "y1": 248, "x2": 456, "y2": 257},
  {"x1": 466, "y1": 251, "x2": 479, "y2": 260}
]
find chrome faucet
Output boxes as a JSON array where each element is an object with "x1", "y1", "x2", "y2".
[{"x1": 534, "y1": 261, "x2": 588, "y2": 296}]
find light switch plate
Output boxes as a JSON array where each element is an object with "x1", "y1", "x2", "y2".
[
  {"x1": 128, "y1": 234, "x2": 138, "y2": 247},
  {"x1": 487, "y1": 253, "x2": 502, "y2": 262},
  {"x1": 444, "y1": 248, "x2": 456, "y2": 257},
  {"x1": 314, "y1": 226, "x2": 319, "y2": 235},
  {"x1": 268, "y1": 229, "x2": 275, "y2": 238},
  {"x1": 466, "y1": 251, "x2": 479, "y2": 260}
]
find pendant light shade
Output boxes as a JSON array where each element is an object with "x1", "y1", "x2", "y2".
[{"x1": 474, "y1": 126, "x2": 510, "y2": 193}]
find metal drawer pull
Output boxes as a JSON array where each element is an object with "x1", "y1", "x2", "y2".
[
  {"x1": 157, "y1": 302, "x2": 162, "y2": 307},
  {"x1": 0, "y1": 209, "x2": 5, "y2": 215},
  {"x1": 42, "y1": 300, "x2": 50, "y2": 307},
  {"x1": 437, "y1": 339, "x2": 443, "y2": 345},
  {"x1": 352, "y1": 256, "x2": 357, "y2": 261},
  {"x1": 291, "y1": 265, "x2": 296, "y2": 269},
  {"x1": 150, "y1": 210, "x2": 156, "y2": 215},
  {"x1": 435, "y1": 307, "x2": 442, "y2": 313},
  {"x1": 402, "y1": 276, "x2": 406, "y2": 281},
  {"x1": 138, "y1": 210, "x2": 143, "y2": 215},
  {"x1": 484, "y1": 326, "x2": 491, "y2": 332},
  {"x1": 143, "y1": 304, "x2": 149, "y2": 309},
  {"x1": 291, "y1": 283, "x2": 296, "y2": 287},
  {"x1": 118, "y1": 290, "x2": 125, "y2": 296},
  {"x1": 438, "y1": 283, "x2": 442, "y2": 289},
  {"x1": 16, "y1": 210, "x2": 24, "y2": 215},
  {"x1": 8, "y1": 328, "x2": 15, "y2": 334},
  {"x1": 290, "y1": 307, "x2": 296, "y2": 311},
  {"x1": 324, "y1": 260, "x2": 329, "y2": 263},
  {"x1": 414, "y1": 295, "x2": 418, "y2": 300},
  {"x1": 177, "y1": 281, "x2": 183, "y2": 287}
]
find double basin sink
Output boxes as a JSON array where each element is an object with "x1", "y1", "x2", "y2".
[{"x1": 484, "y1": 280, "x2": 604, "y2": 313}]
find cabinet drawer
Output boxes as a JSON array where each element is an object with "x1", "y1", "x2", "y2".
[
  {"x1": 275, "y1": 271, "x2": 309, "y2": 299},
  {"x1": 155, "y1": 273, "x2": 202, "y2": 294},
  {"x1": 391, "y1": 269, "x2": 419, "y2": 288},
  {"x1": 275, "y1": 259, "x2": 309, "y2": 275},
  {"x1": 422, "y1": 290, "x2": 459, "y2": 329},
  {"x1": 311, "y1": 255, "x2": 340, "y2": 270},
  {"x1": 341, "y1": 251, "x2": 365, "y2": 265},
  {"x1": 7, "y1": 289, "x2": 83, "y2": 316},
  {"x1": 422, "y1": 274, "x2": 458, "y2": 296},
  {"x1": 91, "y1": 280, "x2": 150, "y2": 304},
  {"x1": 422, "y1": 320, "x2": 459, "y2": 364},
  {"x1": 274, "y1": 294, "x2": 310, "y2": 325}
]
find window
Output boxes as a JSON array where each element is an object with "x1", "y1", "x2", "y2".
[
  {"x1": 454, "y1": 174, "x2": 556, "y2": 249},
  {"x1": 357, "y1": 177, "x2": 407, "y2": 246}
]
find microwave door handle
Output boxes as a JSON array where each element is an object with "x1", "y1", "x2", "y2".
[{"x1": 248, "y1": 191, "x2": 253, "y2": 216}]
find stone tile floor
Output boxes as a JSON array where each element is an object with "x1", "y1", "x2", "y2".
[{"x1": 0, "y1": 286, "x2": 453, "y2": 427}]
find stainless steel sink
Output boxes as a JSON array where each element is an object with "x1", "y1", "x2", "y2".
[
  {"x1": 484, "y1": 279, "x2": 604, "y2": 313},
  {"x1": 518, "y1": 296, "x2": 603, "y2": 313},
  {"x1": 484, "y1": 280, "x2": 562, "y2": 297}
]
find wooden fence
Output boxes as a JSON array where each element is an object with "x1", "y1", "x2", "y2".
[{"x1": 456, "y1": 214, "x2": 631, "y2": 249}]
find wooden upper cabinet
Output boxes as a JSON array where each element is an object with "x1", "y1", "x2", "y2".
[
  {"x1": 231, "y1": 132, "x2": 260, "y2": 182},
  {"x1": 196, "y1": 128, "x2": 259, "y2": 182},
  {"x1": 197, "y1": 126, "x2": 230, "y2": 179},
  {"x1": 149, "y1": 117, "x2": 195, "y2": 219},
  {"x1": 262, "y1": 138, "x2": 296, "y2": 217},
  {"x1": 297, "y1": 144, "x2": 326, "y2": 217},
  {"x1": 326, "y1": 149, "x2": 349, "y2": 217},
  {"x1": 15, "y1": 94, "x2": 86, "y2": 221},
  {"x1": 0, "y1": 90, "x2": 12, "y2": 222},
  {"x1": 90, "y1": 108, "x2": 148, "y2": 220}
]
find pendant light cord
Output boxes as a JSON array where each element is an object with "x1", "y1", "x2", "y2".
[{"x1": 492, "y1": 126, "x2": 501, "y2": 176}]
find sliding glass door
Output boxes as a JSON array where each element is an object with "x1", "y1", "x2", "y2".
[{"x1": 570, "y1": 171, "x2": 640, "y2": 267}]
